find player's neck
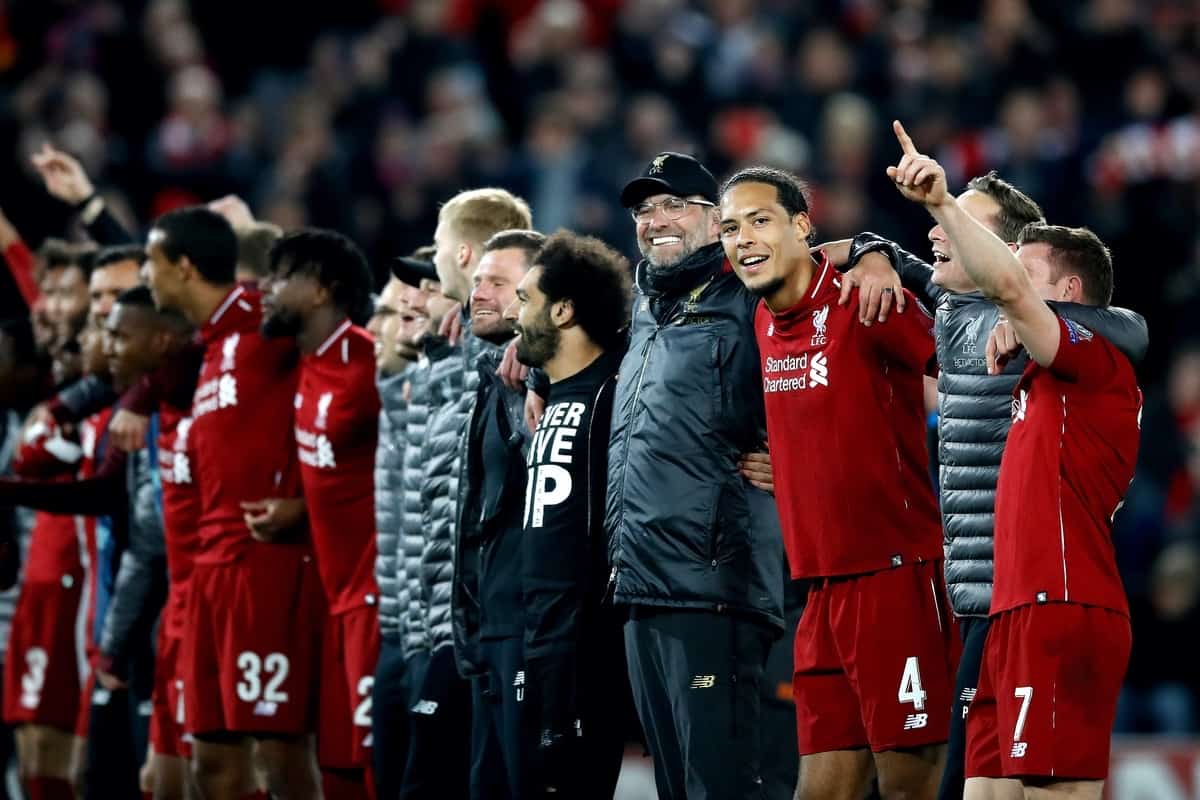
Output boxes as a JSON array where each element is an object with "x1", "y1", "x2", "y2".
[
  {"x1": 546, "y1": 332, "x2": 603, "y2": 384},
  {"x1": 299, "y1": 306, "x2": 347, "y2": 355},
  {"x1": 190, "y1": 281, "x2": 238, "y2": 328},
  {"x1": 764, "y1": 257, "x2": 816, "y2": 314}
]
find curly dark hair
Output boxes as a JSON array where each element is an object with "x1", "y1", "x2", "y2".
[
  {"x1": 534, "y1": 230, "x2": 631, "y2": 351},
  {"x1": 268, "y1": 228, "x2": 375, "y2": 325}
]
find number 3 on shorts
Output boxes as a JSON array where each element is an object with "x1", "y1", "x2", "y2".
[
  {"x1": 897, "y1": 656, "x2": 927, "y2": 711},
  {"x1": 236, "y1": 651, "x2": 290, "y2": 703}
]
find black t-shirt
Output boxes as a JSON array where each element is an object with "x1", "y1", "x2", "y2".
[{"x1": 523, "y1": 350, "x2": 621, "y2": 661}]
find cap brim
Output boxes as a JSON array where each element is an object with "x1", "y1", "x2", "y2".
[
  {"x1": 391, "y1": 257, "x2": 438, "y2": 287},
  {"x1": 620, "y1": 177, "x2": 676, "y2": 208}
]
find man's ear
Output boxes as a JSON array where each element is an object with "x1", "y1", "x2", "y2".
[
  {"x1": 707, "y1": 207, "x2": 721, "y2": 238},
  {"x1": 457, "y1": 242, "x2": 473, "y2": 273},
  {"x1": 551, "y1": 298, "x2": 576, "y2": 329},
  {"x1": 1063, "y1": 274, "x2": 1084, "y2": 302},
  {"x1": 793, "y1": 212, "x2": 812, "y2": 243}
]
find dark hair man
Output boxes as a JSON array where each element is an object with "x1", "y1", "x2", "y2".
[
  {"x1": 887, "y1": 121, "x2": 1141, "y2": 800},
  {"x1": 837, "y1": 164, "x2": 1148, "y2": 800},
  {"x1": 258, "y1": 229, "x2": 381, "y2": 799},
  {"x1": 143, "y1": 206, "x2": 323, "y2": 800},
  {"x1": 608, "y1": 152, "x2": 785, "y2": 799},
  {"x1": 505, "y1": 230, "x2": 633, "y2": 797},
  {"x1": 452, "y1": 228, "x2": 543, "y2": 798},
  {"x1": 0, "y1": 287, "x2": 189, "y2": 800},
  {"x1": 720, "y1": 166, "x2": 956, "y2": 799}
]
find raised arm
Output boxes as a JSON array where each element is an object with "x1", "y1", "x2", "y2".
[{"x1": 887, "y1": 120, "x2": 1060, "y2": 368}]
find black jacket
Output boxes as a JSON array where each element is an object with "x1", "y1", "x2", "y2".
[
  {"x1": 451, "y1": 338, "x2": 530, "y2": 678},
  {"x1": 606, "y1": 242, "x2": 785, "y2": 632}
]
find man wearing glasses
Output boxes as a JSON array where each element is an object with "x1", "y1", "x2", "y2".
[{"x1": 607, "y1": 152, "x2": 785, "y2": 799}]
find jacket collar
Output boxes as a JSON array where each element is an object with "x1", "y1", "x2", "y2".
[{"x1": 635, "y1": 241, "x2": 727, "y2": 298}]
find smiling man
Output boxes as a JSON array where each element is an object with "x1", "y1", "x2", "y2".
[
  {"x1": 720, "y1": 166, "x2": 957, "y2": 800},
  {"x1": 607, "y1": 152, "x2": 786, "y2": 800},
  {"x1": 451, "y1": 229, "x2": 543, "y2": 798}
]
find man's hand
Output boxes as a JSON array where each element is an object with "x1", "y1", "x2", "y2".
[
  {"x1": 109, "y1": 410, "x2": 150, "y2": 452},
  {"x1": 738, "y1": 446, "x2": 774, "y2": 494},
  {"x1": 96, "y1": 668, "x2": 128, "y2": 691},
  {"x1": 30, "y1": 144, "x2": 95, "y2": 205},
  {"x1": 498, "y1": 340, "x2": 529, "y2": 391},
  {"x1": 438, "y1": 303, "x2": 464, "y2": 345},
  {"x1": 525, "y1": 390, "x2": 545, "y2": 433},
  {"x1": 837, "y1": 251, "x2": 905, "y2": 326},
  {"x1": 208, "y1": 195, "x2": 256, "y2": 232},
  {"x1": 241, "y1": 497, "x2": 306, "y2": 541},
  {"x1": 886, "y1": 121, "x2": 949, "y2": 208},
  {"x1": 986, "y1": 317, "x2": 1024, "y2": 375}
]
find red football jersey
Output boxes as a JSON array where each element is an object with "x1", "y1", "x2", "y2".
[
  {"x1": 754, "y1": 255, "x2": 943, "y2": 579},
  {"x1": 159, "y1": 413, "x2": 201, "y2": 586},
  {"x1": 14, "y1": 416, "x2": 87, "y2": 585},
  {"x1": 190, "y1": 285, "x2": 302, "y2": 565},
  {"x1": 294, "y1": 320, "x2": 381, "y2": 615},
  {"x1": 991, "y1": 317, "x2": 1141, "y2": 617}
]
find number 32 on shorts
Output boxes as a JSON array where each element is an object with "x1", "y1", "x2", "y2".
[
  {"x1": 236, "y1": 651, "x2": 290, "y2": 706},
  {"x1": 898, "y1": 656, "x2": 929, "y2": 730}
]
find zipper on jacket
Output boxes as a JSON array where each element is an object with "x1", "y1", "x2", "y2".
[{"x1": 612, "y1": 327, "x2": 658, "y2": 589}]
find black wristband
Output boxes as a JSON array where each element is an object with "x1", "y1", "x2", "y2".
[{"x1": 845, "y1": 232, "x2": 901, "y2": 274}]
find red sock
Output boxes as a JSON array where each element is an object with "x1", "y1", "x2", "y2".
[
  {"x1": 24, "y1": 776, "x2": 74, "y2": 800},
  {"x1": 321, "y1": 767, "x2": 369, "y2": 800}
]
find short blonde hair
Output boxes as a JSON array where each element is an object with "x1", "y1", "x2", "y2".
[{"x1": 438, "y1": 188, "x2": 532, "y2": 248}]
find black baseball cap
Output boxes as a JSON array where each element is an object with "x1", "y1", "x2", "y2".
[
  {"x1": 390, "y1": 249, "x2": 438, "y2": 288},
  {"x1": 620, "y1": 152, "x2": 719, "y2": 208}
]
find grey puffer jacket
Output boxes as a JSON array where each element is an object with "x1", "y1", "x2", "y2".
[
  {"x1": 374, "y1": 367, "x2": 410, "y2": 639},
  {"x1": 418, "y1": 333, "x2": 471, "y2": 653},
  {"x1": 100, "y1": 414, "x2": 168, "y2": 677},
  {"x1": 400, "y1": 341, "x2": 456, "y2": 657},
  {"x1": 850, "y1": 234, "x2": 1150, "y2": 618},
  {"x1": 606, "y1": 242, "x2": 784, "y2": 632}
]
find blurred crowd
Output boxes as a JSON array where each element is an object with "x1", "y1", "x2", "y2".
[{"x1": 0, "y1": 0, "x2": 1198, "y2": 737}]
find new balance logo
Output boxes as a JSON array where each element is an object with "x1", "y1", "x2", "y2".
[
  {"x1": 809, "y1": 352, "x2": 828, "y2": 387},
  {"x1": 1011, "y1": 742, "x2": 1028, "y2": 758},
  {"x1": 514, "y1": 670, "x2": 526, "y2": 702},
  {"x1": 960, "y1": 688, "x2": 977, "y2": 703},
  {"x1": 690, "y1": 675, "x2": 716, "y2": 689},
  {"x1": 903, "y1": 714, "x2": 928, "y2": 730},
  {"x1": 411, "y1": 700, "x2": 439, "y2": 716},
  {"x1": 253, "y1": 701, "x2": 278, "y2": 717}
]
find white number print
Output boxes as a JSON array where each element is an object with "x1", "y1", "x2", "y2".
[
  {"x1": 898, "y1": 656, "x2": 927, "y2": 711},
  {"x1": 354, "y1": 676, "x2": 374, "y2": 728},
  {"x1": 1012, "y1": 686, "x2": 1033, "y2": 742},
  {"x1": 20, "y1": 647, "x2": 48, "y2": 709},
  {"x1": 236, "y1": 651, "x2": 291, "y2": 703}
]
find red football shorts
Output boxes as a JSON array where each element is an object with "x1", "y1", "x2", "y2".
[
  {"x1": 150, "y1": 619, "x2": 190, "y2": 758},
  {"x1": 317, "y1": 604, "x2": 380, "y2": 768},
  {"x1": 966, "y1": 603, "x2": 1129, "y2": 781},
  {"x1": 182, "y1": 542, "x2": 324, "y2": 736},
  {"x1": 3, "y1": 579, "x2": 85, "y2": 730},
  {"x1": 793, "y1": 559, "x2": 959, "y2": 755}
]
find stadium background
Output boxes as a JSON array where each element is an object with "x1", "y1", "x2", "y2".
[{"x1": 0, "y1": 0, "x2": 1197, "y2": 795}]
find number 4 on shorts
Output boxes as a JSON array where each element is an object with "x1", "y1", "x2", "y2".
[{"x1": 898, "y1": 656, "x2": 927, "y2": 711}]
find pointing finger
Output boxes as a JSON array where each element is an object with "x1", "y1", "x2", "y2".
[{"x1": 893, "y1": 120, "x2": 918, "y2": 157}]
